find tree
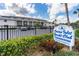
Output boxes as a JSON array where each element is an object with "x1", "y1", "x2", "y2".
[
  {"x1": 34, "y1": 21, "x2": 41, "y2": 27},
  {"x1": 73, "y1": 8, "x2": 79, "y2": 17},
  {"x1": 71, "y1": 20, "x2": 79, "y2": 29}
]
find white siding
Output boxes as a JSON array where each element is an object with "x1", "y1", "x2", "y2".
[{"x1": 0, "y1": 20, "x2": 16, "y2": 26}]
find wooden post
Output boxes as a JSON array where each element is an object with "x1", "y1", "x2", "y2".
[
  {"x1": 65, "y1": 3, "x2": 73, "y2": 51},
  {"x1": 69, "y1": 46, "x2": 72, "y2": 51},
  {"x1": 65, "y1": 3, "x2": 70, "y2": 26}
]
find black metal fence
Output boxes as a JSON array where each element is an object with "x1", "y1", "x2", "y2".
[{"x1": 0, "y1": 25, "x2": 54, "y2": 40}]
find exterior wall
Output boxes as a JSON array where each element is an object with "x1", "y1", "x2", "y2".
[
  {"x1": 0, "y1": 20, "x2": 54, "y2": 27},
  {"x1": 0, "y1": 20, "x2": 16, "y2": 26},
  {"x1": 0, "y1": 16, "x2": 54, "y2": 27}
]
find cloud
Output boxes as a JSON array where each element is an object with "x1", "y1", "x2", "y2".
[
  {"x1": 0, "y1": 3, "x2": 16, "y2": 16},
  {"x1": 0, "y1": 8, "x2": 16, "y2": 16},
  {"x1": 0, "y1": 3, "x2": 46, "y2": 20},
  {"x1": 0, "y1": 3, "x2": 79, "y2": 23},
  {"x1": 55, "y1": 15, "x2": 79, "y2": 24},
  {"x1": 68, "y1": 3, "x2": 78, "y2": 11},
  {"x1": 56, "y1": 15, "x2": 68, "y2": 24},
  {"x1": 47, "y1": 4, "x2": 65, "y2": 21},
  {"x1": 25, "y1": 3, "x2": 36, "y2": 14},
  {"x1": 47, "y1": 3, "x2": 79, "y2": 23},
  {"x1": 0, "y1": 3, "x2": 36, "y2": 16},
  {"x1": 26, "y1": 15, "x2": 45, "y2": 20},
  {"x1": 8, "y1": 3, "x2": 36, "y2": 16}
]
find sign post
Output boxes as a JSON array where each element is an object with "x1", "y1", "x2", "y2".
[
  {"x1": 70, "y1": 46, "x2": 72, "y2": 51},
  {"x1": 53, "y1": 25, "x2": 75, "y2": 51}
]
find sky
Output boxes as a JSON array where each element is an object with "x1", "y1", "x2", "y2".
[{"x1": 0, "y1": 3, "x2": 79, "y2": 24}]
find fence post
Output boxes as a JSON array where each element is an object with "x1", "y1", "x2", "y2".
[
  {"x1": 1, "y1": 26, "x2": 3, "y2": 40},
  {"x1": 5, "y1": 25, "x2": 9, "y2": 40},
  {"x1": 35, "y1": 26, "x2": 36, "y2": 35},
  {"x1": 49, "y1": 26, "x2": 51, "y2": 33}
]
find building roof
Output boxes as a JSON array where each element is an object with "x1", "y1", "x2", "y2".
[{"x1": 0, "y1": 15, "x2": 48, "y2": 22}]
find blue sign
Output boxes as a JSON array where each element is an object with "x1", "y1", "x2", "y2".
[{"x1": 53, "y1": 25, "x2": 75, "y2": 47}]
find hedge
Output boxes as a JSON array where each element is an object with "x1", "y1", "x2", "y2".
[{"x1": 0, "y1": 33, "x2": 53, "y2": 56}]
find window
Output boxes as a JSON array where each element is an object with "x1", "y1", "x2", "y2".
[
  {"x1": 29, "y1": 21, "x2": 32, "y2": 26},
  {"x1": 23, "y1": 21, "x2": 27, "y2": 26},
  {"x1": 41, "y1": 22, "x2": 44, "y2": 26},
  {"x1": 17, "y1": 21, "x2": 22, "y2": 26},
  {"x1": 4, "y1": 20, "x2": 7, "y2": 22}
]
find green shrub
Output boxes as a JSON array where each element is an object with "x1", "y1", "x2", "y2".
[
  {"x1": 0, "y1": 33, "x2": 53, "y2": 56},
  {"x1": 75, "y1": 29, "x2": 79, "y2": 38},
  {"x1": 53, "y1": 51, "x2": 79, "y2": 56}
]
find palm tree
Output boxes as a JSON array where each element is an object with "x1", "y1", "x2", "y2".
[
  {"x1": 73, "y1": 8, "x2": 79, "y2": 17},
  {"x1": 65, "y1": 3, "x2": 70, "y2": 26},
  {"x1": 73, "y1": 11, "x2": 77, "y2": 14},
  {"x1": 73, "y1": 9, "x2": 79, "y2": 28}
]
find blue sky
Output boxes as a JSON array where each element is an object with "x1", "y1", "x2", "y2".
[
  {"x1": 0, "y1": 3, "x2": 79, "y2": 23},
  {"x1": 0, "y1": 3, "x2": 6, "y2": 9},
  {"x1": 28, "y1": 3, "x2": 49, "y2": 19},
  {"x1": 0, "y1": 3, "x2": 49, "y2": 19}
]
